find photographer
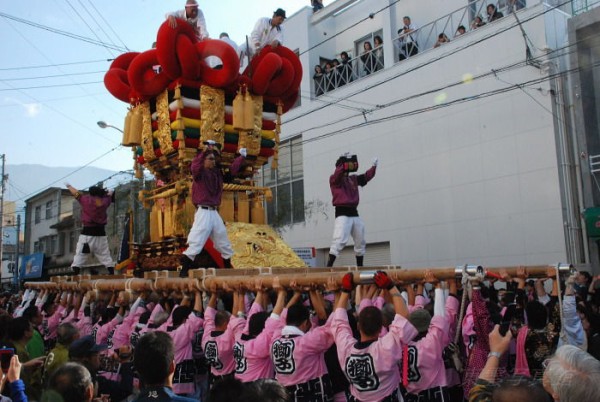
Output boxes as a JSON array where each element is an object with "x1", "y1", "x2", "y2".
[{"x1": 66, "y1": 183, "x2": 115, "y2": 275}]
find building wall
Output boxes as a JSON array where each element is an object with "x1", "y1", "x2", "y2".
[{"x1": 278, "y1": 3, "x2": 568, "y2": 267}]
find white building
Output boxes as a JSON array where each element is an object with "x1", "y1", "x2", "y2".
[{"x1": 262, "y1": 0, "x2": 600, "y2": 270}]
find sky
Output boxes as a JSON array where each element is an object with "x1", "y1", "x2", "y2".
[{"x1": 0, "y1": 0, "x2": 310, "y2": 174}]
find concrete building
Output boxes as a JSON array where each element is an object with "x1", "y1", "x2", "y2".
[
  {"x1": 262, "y1": 0, "x2": 600, "y2": 271},
  {"x1": 24, "y1": 188, "x2": 75, "y2": 276},
  {"x1": 22, "y1": 180, "x2": 149, "y2": 277}
]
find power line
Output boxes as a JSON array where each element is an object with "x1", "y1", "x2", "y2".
[
  {"x1": 0, "y1": 11, "x2": 128, "y2": 53},
  {"x1": 15, "y1": 146, "x2": 125, "y2": 202},
  {"x1": 0, "y1": 81, "x2": 103, "y2": 91},
  {"x1": 0, "y1": 71, "x2": 106, "y2": 82},
  {"x1": 65, "y1": 0, "x2": 115, "y2": 57},
  {"x1": 82, "y1": 0, "x2": 130, "y2": 52},
  {"x1": 0, "y1": 59, "x2": 111, "y2": 71}
]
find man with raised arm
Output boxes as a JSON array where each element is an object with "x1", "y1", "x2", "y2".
[{"x1": 65, "y1": 183, "x2": 114, "y2": 275}]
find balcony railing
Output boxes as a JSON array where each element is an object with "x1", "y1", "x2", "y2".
[{"x1": 313, "y1": 0, "x2": 534, "y2": 97}]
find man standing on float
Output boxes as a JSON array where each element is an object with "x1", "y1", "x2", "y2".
[
  {"x1": 327, "y1": 153, "x2": 378, "y2": 267},
  {"x1": 180, "y1": 141, "x2": 246, "y2": 276}
]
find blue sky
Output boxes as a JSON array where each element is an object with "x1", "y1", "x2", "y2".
[{"x1": 0, "y1": 0, "x2": 310, "y2": 173}]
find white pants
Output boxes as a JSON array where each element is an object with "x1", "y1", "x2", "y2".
[
  {"x1": 72, "y1": 235, "x2": 114, "y2": 268},
  {"x1": 184, "y1": 208, "x2": 234, "y2": 260},
  {"x1": 329, "y1": 215, "x2": 366, "y2": 256}
]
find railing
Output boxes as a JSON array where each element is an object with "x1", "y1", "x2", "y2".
[
  {"x1": 313, "y1": 1, "x2": 532, "y2": 97},
  {"x1": 571, "y1": 0, "x2": 600, "y2": 14},
  {"x1": 313, "y1": 44, "x2": 384, "y2": 96},
  {"x1": 392, "y1": 0, "x2": 528, "y2": 63}
]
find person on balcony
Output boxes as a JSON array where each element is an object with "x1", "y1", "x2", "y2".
[
  {"x1": 455, "y1": 25, "x2": 467, "y2": 37},
  {"x1": 339, "y1": 51, "x2": 354, "y2": 85},
  {"x1": 165, "y1": 0, "x2": 209, "y2": 41},
  {"x1": 312, "y1": 0, "x2": 324, "y2": 13},
  {"x1": 360, "y1": 41, "x2": 376, "y2": 76},
  {"x1": 66, "y1": 183, "x2": 115, "y2": 275},
  {"x1": 434, "y1": 33, "x2": 450, "y2": 48},
  {"x1": 398, "y1": 16, "x2": 419, "y2": 61},
  {"x1": 471, "y1": 16, "x2": 486, "y2": 30},
  {"x1": 486, "y1": 4, "x2": 504, "y2": 23},
  {"x1": 313, "y1": 64, "x2": 325, "y2": 96},
  {"x1": 373, "y1": 35, "x2": 384, "y2": 71}
]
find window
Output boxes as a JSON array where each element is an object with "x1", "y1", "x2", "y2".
[
  {"x1": 261, "y1": 136, "x2": 304, "y2": 227},
  {"x1": 46, "y1": 200, "x2": 53, "y2": 220},
  {"x1": 34, "y1": 241, "x2": 40, "y2": 253},
  {"x1": 34, "y1": 206, "x2": 41, "y2": 224}
]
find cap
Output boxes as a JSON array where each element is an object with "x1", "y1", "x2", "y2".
[
  {"x1": 408, "y1": 309, "x2": 431, "y2": 333},
  {"x1": 69, "y1": 335, "x2": 108, "y2": 358},
  {"x1": 185, "y1": 0, "x2": 199, "y2": 8},
  {"x1": 273, "y1": 8, "x2": 286, "y2": 19}
]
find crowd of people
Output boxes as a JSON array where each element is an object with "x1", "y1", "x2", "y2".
[
  {"x1": 0, "y1": 267, "x2": 599, "y2": 401},
  {"x1": 313, "y1": 1, "x2": 529, "y2": 96}
]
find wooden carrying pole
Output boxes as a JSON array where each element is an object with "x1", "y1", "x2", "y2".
[{"x1": 24, "y1": 264, "x2": 573, "y2": 292}]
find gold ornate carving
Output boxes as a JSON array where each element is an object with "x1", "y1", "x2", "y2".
[
  {"x1": 140, "y1": 101, "x2": 156, "y2": 162},
  {"x1": 200, "y1": 86, "x2": 225, "y2": 148},
  {"x1": 227, "y1": 222, "x2": 306, "y2": 268},
  {"x1": 156, "y1": 90, "x2": 174, "y2": 155}
]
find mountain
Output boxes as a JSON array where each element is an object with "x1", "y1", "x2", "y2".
[{"x1": 5, "y1": 164, "x2": 120, "y2": 205}]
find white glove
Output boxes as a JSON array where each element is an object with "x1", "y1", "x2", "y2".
[
  {"x1": 372, "y1": 157, "x2": 379, "y2": 167},
  {"x1": 342, "y1": 151, "x2": 351, "y2": 158},
  {"x1": 239, "y1": 148, "x2": 247, "y2": 158}
]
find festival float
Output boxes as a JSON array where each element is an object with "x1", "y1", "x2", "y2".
[
  {"x1": 102, "y1": 19, "x2": 305, "y2": 275},
  {"x1": 24, "y1": 19, "x2": 576, "y2": 291}
]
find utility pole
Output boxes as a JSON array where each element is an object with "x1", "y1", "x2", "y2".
[
  {"x1": 15, "y1": 214, "x2": 20, "y2": 290},
  {"x1": 0, "y1": 154, "x2": 6, "y2": 283}
]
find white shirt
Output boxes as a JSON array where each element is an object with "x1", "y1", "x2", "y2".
[
  {"x1": 250, "y1": 17, "x2": 284, "y2": 51},
  {"x1": 398, "y1": 23, "x2": 418, "y2": 43},
  {"x1": 166, "y1": 8, "x2": 209, "y2": 40}
]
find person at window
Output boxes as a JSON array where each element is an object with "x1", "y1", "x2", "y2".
[
  {"x1": 360, "y1": 41, "x2": 376, "y2": 76},
  {"x1": 398, "y1": 16, "x2": 419, "y2": 61},
  {"x1": 65, "y1": 183, "x2": 115, "y2": 275},
  {"x1": 312, "y1": 0, "x2": 324, "y2": 13},
  {"x1": 373, "y1": 35, "x2": 384, "y2": 71},
  {"x1": 455, "y1": 25, "x2": 466, "y2": 37},
  {"x1": 434, "y1": 33, "x2": 450, "y2": 48},
  {"x1": 327, "y1": 153, "x2": 378, "y2": 267},
  {"x1": 339, "y1": 51, "x2": 354, "y2": 85},
  {"x1": 313, "y1": 65, "x2": 325, "y2": 96},
  {"x1": 486, "y1": 4, "x2": 503, "y2": 22},
  {"x1": 180, "y1": 142, "x2": 246, "y2": 276},
  {"x1": 471, "y1": 16, "x2": 486, "y2": 30},
  {"x1": 165, "y1": 0, "x2": 209, "y2": 41}
]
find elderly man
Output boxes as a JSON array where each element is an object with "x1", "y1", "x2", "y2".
[
  {"x1": 543, "y1": 344, "x2": 600, "y2": 402},
  {"x1": 45, "y1": 363, "x2": 95, "y2": 402},
  {"x1": 250, "y1": 8, "x2": 286, "y2": 53},
  {"x1": 166, "y1": 0, "x2": 209, "y2": 40}
]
